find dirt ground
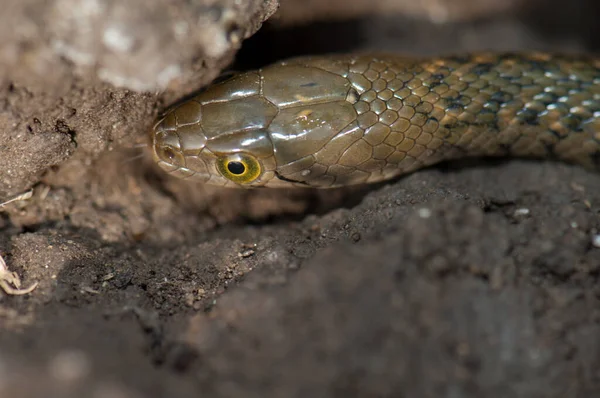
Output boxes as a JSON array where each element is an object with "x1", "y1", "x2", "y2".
[{"x1": 0, "y1": 0, "x2": 599, "y2": 397}]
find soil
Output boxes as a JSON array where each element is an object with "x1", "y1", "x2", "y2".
[{"x1": 0, "y1": 0, "x2": 599, "y2": 397}]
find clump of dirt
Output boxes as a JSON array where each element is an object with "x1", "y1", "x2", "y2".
[
  {"x1": 0, "y1": 0, "x2": 278, "y2": 198},
  {"x1": 0, "y1": 0, "x2": 599, "y2": 397}
]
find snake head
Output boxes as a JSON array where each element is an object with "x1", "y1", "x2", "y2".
[
  {"x1": 151, "y1": 69, "x2": 283, "y2": 187},
  {"x1": 152, "y1": 57, "x2": 361, "y2": 188}
]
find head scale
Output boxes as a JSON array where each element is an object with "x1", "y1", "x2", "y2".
[{"x1": 151, "y1": 57, "x2": 358, "y2": 188}]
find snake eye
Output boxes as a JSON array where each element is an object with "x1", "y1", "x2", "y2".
[{"x1": 216, "y1": 153, "x2": 262, "y2": 184}]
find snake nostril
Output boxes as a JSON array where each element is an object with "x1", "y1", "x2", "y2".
[{"x1": 161, "y1": 147, "x2": 177, "y2": 161}]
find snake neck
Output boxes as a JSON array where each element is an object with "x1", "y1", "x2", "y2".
[{"x1": 349, "y1": 53, "x2": 600, "y2": 172}]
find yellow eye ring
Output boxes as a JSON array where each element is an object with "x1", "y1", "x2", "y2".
[{"x1": 216, "y1": 153, "x2": 262, "y2": 184}]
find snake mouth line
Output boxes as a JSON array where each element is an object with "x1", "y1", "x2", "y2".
[{"x1": 274, "y1": 171, "x2": 310, "y2": 186}]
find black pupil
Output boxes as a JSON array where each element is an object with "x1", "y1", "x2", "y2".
[{"x1": 227, "y1": 161, "x2": 245, "y2": 175}]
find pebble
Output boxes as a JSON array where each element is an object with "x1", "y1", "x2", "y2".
[
  {"x1": 418, "y1": 208, "x2": 432, "y2": 219},
  {"x1": 592, "y1": 235, "x2": 600, "y2": 248},
  {"x1": 514, "y1": 208, "x2": 530, "y2": 216}
]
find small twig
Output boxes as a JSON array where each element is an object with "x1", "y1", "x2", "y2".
[
  {"x1": 0, "y1": 253, "x2": 38, "y2": 296},
  {"x1": 0, "y1": 189, "x2": 33, "y2": 208},
  {"x1": 0, "y1": 189, "x2": 38, "y2": 295}
]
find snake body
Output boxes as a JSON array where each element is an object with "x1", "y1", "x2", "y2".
[{"x1": 151, "y1": 52, "x2": 600, "y2": 188}]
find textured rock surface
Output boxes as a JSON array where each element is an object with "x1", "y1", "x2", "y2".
[{"x1": 0, "y1": 0, "x2": 277, "y2": 198}]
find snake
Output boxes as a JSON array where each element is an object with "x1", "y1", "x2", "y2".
[{"x1": 150, "y1": 52, "x2": 600, "y2": 188}]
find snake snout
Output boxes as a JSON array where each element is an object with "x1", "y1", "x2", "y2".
[
  {"x1": 151, "y1": 128, "x2": 185, "y2": 169},
  {"x1": 151, "y1": 109, "x2": 209, "y2": 173}
]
